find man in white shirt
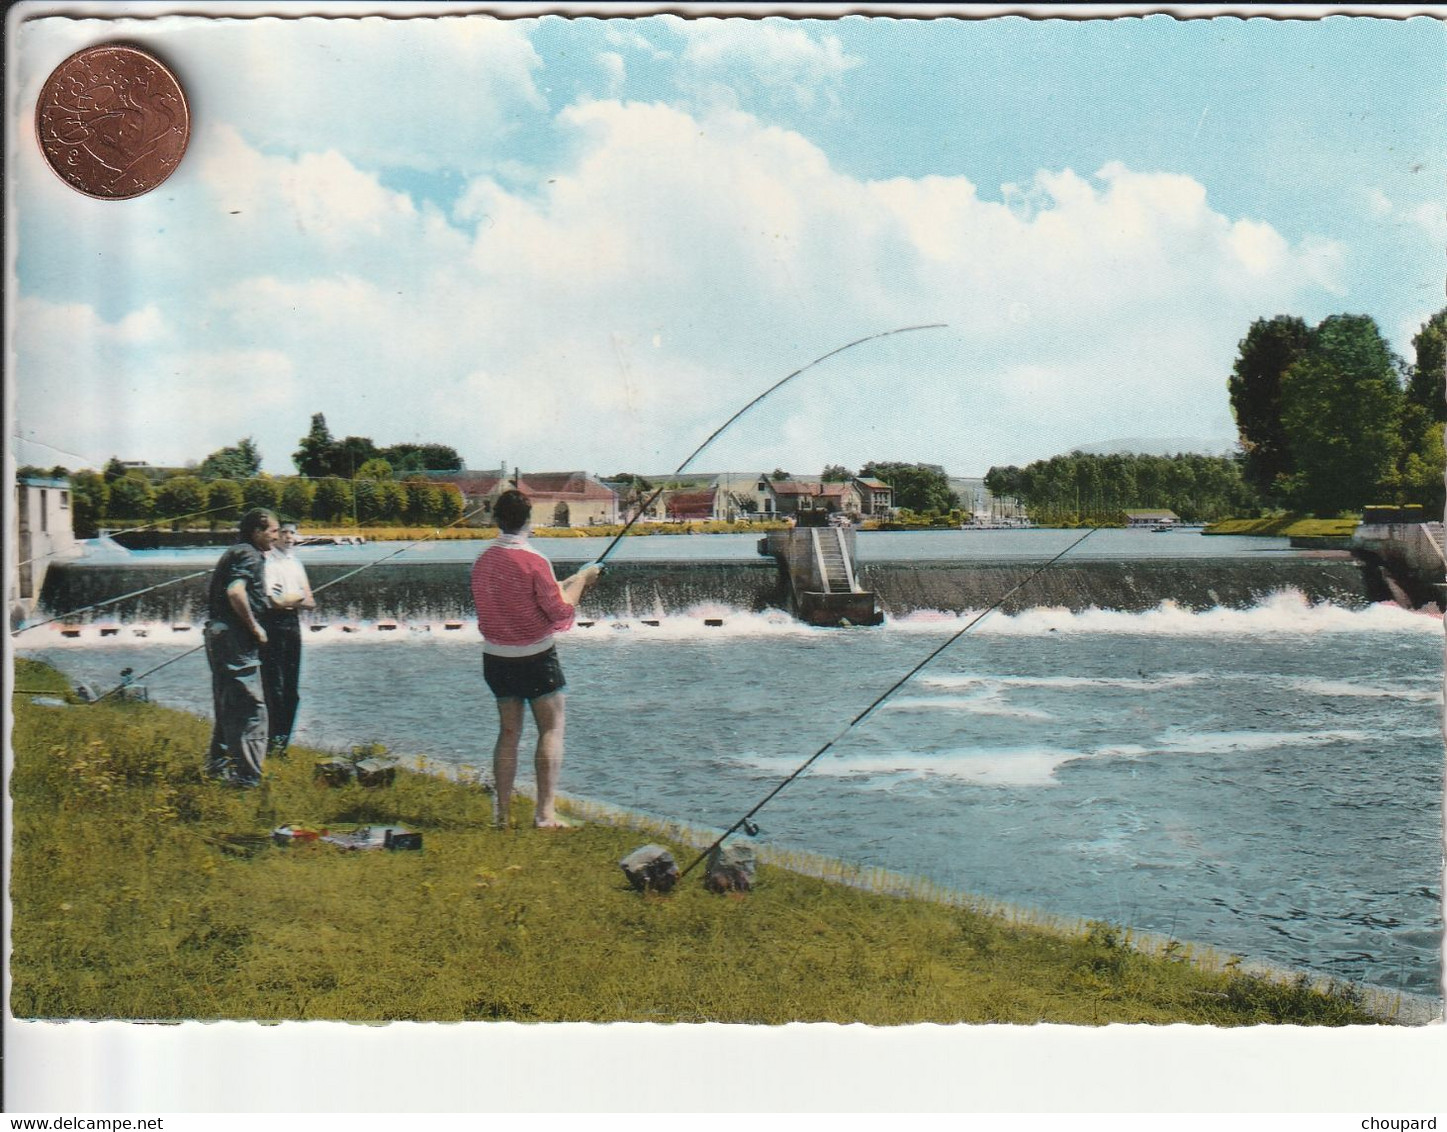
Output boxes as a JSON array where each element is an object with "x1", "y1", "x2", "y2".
[{"x1": 260, "y1": 521, "x2": 315, "y2": 755}]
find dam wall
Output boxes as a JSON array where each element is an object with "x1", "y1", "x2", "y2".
[{"x1": 35, "y1": 553, "x2": 1382, "y2": 625}]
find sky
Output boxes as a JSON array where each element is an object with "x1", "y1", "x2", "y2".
[{"x1": 9, "y1": 8, "x2": 1445, "y2": 480}]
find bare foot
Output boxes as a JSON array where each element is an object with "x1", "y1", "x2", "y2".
[{"x1": 533, "y1": 815, "x2": 577, "y2": 830}]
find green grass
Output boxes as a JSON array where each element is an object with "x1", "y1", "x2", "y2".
[
  {"x1": 10, "y1": 658, "x2": 1382, "y2": 1025},
  {"x1": 1204, "y1": 514, "x2": 1359, "y2": 538}
]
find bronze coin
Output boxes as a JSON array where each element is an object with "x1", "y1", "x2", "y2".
[{"x1": 35, "y1": 44, "x2": 190, "y2": 200}]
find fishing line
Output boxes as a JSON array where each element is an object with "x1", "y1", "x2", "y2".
[
  {"x1": 27, "y1": 502, "x2": 494, "y2": 704},
  {"x1": 13, "y1": 504, "x2": 242, "y2": 575},
  {"x1": 593, "y1": 324, "x2": 948, "y2": 566},
  {"x1": 678, "y1": 525, "x2": 1100, "y2": 879},
  {"x1": 11, "y1": 571, "x2": 211, "y2": 636}
]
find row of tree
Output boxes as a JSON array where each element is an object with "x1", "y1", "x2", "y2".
[
  {"x1": 985, "y1": 308, "x2": 1444, "y2": 523},
  {"x1": 59, "y1": 470, "x2": 465, "y2": 533},
  {"x1": 293, "y1": 414, "x2": 463, "y2": 479},
  {"x1": 984, "y1": 452, "x2": 1256, "y2": 525},
  {"x1": 1229, "y1": 309, "x2": 1444, "y2": 516}
]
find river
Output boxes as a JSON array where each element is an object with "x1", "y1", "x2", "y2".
[{"x1": 15, "y1": 530, "x2": 1443, "y2": 1006}]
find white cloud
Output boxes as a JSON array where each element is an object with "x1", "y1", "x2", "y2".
[
  {"x1": 14, "y1": 94, "x2": 1339, "y2": 477},
  {"x1": 668, "y1": 17, "x2": 861, "y2": 111},
  {"x1": 1365, "y1": 188, "x2": 1394, "y2": 217},
  {"x1": 1408, "y1": 201, "x2": 1447, "y2": 245}
]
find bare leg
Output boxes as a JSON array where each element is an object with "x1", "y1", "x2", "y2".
[
  {"x1": 492, "y1": 697, "x2": 525, "y2": 827},
  {"x1": 529, "y1": 691, "x2": 567, "y2": 827}
]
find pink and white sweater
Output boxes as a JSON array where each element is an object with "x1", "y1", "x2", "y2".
[{"x1": 470, "y1": 533, "x2": 575, "y2": 656}]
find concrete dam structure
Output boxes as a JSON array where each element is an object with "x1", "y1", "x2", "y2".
[{"x1": 37, "y1": 550, "x2": 1388, "y2": 627}]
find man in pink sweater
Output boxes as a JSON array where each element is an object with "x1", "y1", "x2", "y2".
[{"x1": 471, "y1": 489, "x2": 601, "y2": 829}]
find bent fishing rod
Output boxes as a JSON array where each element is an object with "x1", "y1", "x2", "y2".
[
  {"x1": 677, "y1": 524, "x2": 1100, "y2": 879},
  {"x1": 592, "y1": 323, "x2": 949, "y2": 566}
]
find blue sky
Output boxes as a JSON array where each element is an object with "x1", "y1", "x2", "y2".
[{"x1": 11, "y1": 9, "x2": 1444, "y2": 478}]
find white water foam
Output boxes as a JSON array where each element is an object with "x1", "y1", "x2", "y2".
[
  {"x1": 1284, "y1": 677, "x2": 1444, "y2": 704},
  {"x1": 882, "y1": 693, "x2": 1055, "y2": 721},
  {"x1": 737, "y1": 746, "x2": 1089, "y2": 788},
  {"x1": 919, "y1": 672, "x2": 1207, "y2": 692},
  {"x1": 14, "y1": 590, "x2": 1443, "y2": 650},
  {"x1": 729, "y1": 723, "x2": 1381, "y2": 789},
  {"x1": 890, "y1": 591, "x2": 1443, "y2": 637},
  {"x1": 1151, "y1": 728, "x2": 1374, "y2": 755}
]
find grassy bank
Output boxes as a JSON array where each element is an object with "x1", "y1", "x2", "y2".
[
  {"x1": 1204, "y1": 515, "x2": 1359, "y2": 538},
  {"x1": 10, "y1": 658, "x2": 1380, "y2": 1025}
]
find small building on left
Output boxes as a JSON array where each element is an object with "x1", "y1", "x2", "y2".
[{"x1": 9, "y1": 474, "x2": 79, "y2": 629}]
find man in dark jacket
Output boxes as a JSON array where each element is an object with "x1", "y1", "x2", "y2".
[{"x1": 204, "y1": 508, "x2": 278, "y2": 786}]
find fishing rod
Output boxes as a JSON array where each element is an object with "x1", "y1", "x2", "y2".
[
  {"x1": 677, "y1": 524, "x2": 1100, "y2": 880},
  {"x1": 592, "y1": 324, "x2": 949, "y2": 566}
]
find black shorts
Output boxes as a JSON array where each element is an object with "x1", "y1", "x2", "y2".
[{"x1": 483, "y1": 647, "x2": 566, "y2": 701}]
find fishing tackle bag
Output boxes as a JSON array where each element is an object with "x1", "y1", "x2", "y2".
[
  {"x1": 619, "y1": 844, "x2": 679, "y2": 893},
  {"x1": 704, "y1": 842, "x2": 756, "y2": 893}
]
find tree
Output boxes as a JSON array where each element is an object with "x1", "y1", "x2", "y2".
[
  {"x1": 383, "y1": 443, "x2": 463, "y2": 473},
  {"x1": 770, "y1": 468, "x2": 790, "y2": 481},
  {"x1": 243, "y1": 475, "x2": 284, "y2": 513},
  {"x1": 356, "y1": 458, "x2": 394, "y2": 481},
  {"x1": 1400, "y1": 417, "x2": 1446, "y2": 517},
  {"x1": 311, "y1": 477, "x2": 353, "y2": 522},
  {"x1": 103, "y1": 456, "x2": 129, "y2": 484},
  {"x1": 376, "y1": 480, "x2": 408, "y2": 523},
  {"x1": 1407, "y1": 308, "x2": 1447, "y2": 425},
  {"x1": 1398, "y1": 308, "x2": 1447, "y2": 511},
  {"x1": 435, "y1": 484, "x2": 464, "y2": 525},
  {"x1": 859, "y1": 461, "x2": 956, "y2": 514},
  {"x1": 293, "y1": 414, "x2": 336, "y2": 478},
  {"x1": 1279, "y1": 314, "x2": 1404, "y2": 516},
  {"x1": 69, "y1": 470, "x2": 108, "y2": 536},
  {"x1": 279, "y1": 478, "x2": 315, "y2": 523},
  {"x1": 108, "y1": 472, "x2": 156, "y2": 519},
  {"x1": 821, "y1": 464, "x2": 852, "y2": 482},
  {"x1": 333, "y1": 436, "x2": 381, "y2": 478},
  {"x1": 206, "y1": 479, "x2": 244, "y2": 525},
  {"x1": 403, "y1": 479, "x2": 441, "y2": 524},
  {"x1": 199, "y1": 437, "x2": 262, "y2": 480},
  {"x1": 155, "y1": 475, "x2": 208, "y2": 529},
  {"x1": 1228, "y1": 315, "x2": 1312, "y2": 501}
]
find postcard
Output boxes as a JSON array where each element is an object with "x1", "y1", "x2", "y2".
[{"x1": 6, "y1": 0, "x2": 1445, "y2": 1116}]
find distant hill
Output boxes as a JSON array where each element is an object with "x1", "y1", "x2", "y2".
[{"x1": 1070, "y1": 436, "x2": 1238, "y2": 458}]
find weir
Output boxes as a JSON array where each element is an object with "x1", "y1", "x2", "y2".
[{"x1": 34, "y1": 551, "x2": 1385, "y2": 625}]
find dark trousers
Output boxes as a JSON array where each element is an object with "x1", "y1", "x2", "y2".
[
  {"x1": 260, "y1": 612, "x2": 302, "y2": 752},
  {"x1": 204, "y1": 620, "x2": 268, "y2": 786}
]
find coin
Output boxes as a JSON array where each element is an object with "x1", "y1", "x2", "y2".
[{"x1": 35, "y1": 44, "x2": 190, "y2": 200}]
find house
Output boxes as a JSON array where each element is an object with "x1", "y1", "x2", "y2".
[
  {"x1": 665, "y1": 489, "x2": 717, "y2": 521},
  {"x1": 819, "y1": 480, "x2": 863, "y2": 517},
  {"x1": 1124, "y1": 509, "x2": 1180, "y2": 528},
  {"x1": 426, "y1": 469, "x2": 619, "y2": 527},
  {"x1": 853, "y1": 477, "x2": 894, "y2": 517},
  {"x1": 712, "y1": 473, "x2": 779, "y2": 520},
  {"x1": 769, "y1": 480, "x2": 827, "y2": 518},
  {"x1": 652, "y1": 473, "x2": 779, "y2": 522},
  {"x1": 9, "y1": 474, "x2": 79, "y2": 627}
]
